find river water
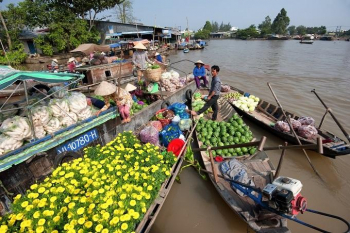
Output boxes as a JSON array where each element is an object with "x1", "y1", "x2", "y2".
[{"x1": 151, "y1": 40, "x2": 350, "y2": 233}]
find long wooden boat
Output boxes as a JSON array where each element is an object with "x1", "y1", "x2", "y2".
[
  {"x1": 192, "y1": 91, "x2": 289, "y2": 232},
  {"x1": 226, "y1": 86, "x2": 350, "y2": 158},
  {"x1": 0, "y1": 66, "x2": 197, "y2": 222},
  {"x1": 299, "y1": 40, "x2": 313, "y2": 44}
]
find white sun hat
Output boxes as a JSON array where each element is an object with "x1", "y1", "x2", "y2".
[
  {"x1": 124, "y1": 83, "x2": 137, "y2": 92},
  {"x1": 134, "y1": 42, "x2": 147, "y2": 50},
  {"x1": 94, "y1": 81, "x2": 117, "y2": 96}
]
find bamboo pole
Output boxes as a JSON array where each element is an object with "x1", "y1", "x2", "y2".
[{"x1": 267, "y1": 83, "x2": 320, "y2": 177}]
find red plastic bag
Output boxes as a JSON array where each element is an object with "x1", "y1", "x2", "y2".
[
  {"x1": 274, "y1": 121, "x2": 290, "y2": 132},
  {"x1": 298, "y1": 116, "x2": 315, "y2": 126},
  {"x1": 298, "y1": 125, "x2": 318, "y2": 140}
]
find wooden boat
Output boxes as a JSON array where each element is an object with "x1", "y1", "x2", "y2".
[
  {"x1": 192, "y1": 91, "x2": 289, "y2": 232},
  {"x1": 300, "y1": 40, "x2": 313, "y2": 44},
  {"x1": 0, "y1": 66, "x2": 197, "y2": 219},
  {"x1": 225, "y1": 86, "x2": 350, "y2": 158}
]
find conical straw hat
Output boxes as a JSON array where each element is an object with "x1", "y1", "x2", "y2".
[
  {"x1": 125, "y1": 83, "x2": 137, "y2": 92},
  {"x1": 94, "y1": 81, "x2": 116, "y2": 96},
  {"x1": 134, "y1": 42, "x2": 147, "y2": 50},
  {"x1": 194, "y1": 60, "x2": 204, "y2": 65}
]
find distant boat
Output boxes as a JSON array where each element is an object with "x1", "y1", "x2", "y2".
[
  {"x1": 300, "y1": 40, "x2": 313, "y2": 44},
  {"x1": 183, "y1": 48, "x2": 189, "y2": 53}
]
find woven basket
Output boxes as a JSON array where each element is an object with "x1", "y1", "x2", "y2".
[
  {"x1": 155, "y1": 109, "x2": 174, "y2": 127},
  {"x1": 144, "y1": 68, "x2": 162, "y2": 82}
]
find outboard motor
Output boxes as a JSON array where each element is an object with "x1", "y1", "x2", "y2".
[{"x1": 262, "y1": 176, "x2": 307, "y2": 216}]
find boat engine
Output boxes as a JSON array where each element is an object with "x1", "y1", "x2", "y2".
[{"x1": 262, "y1": 176, "x2": 307, "y2": 216}]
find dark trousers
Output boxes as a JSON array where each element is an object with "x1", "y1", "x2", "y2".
[{"x1": 197, "y1": 95, "x2": 219, "y2": 120}]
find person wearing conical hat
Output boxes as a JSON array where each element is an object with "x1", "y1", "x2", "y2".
[
  {"x1": 94, "y1": 81, "x2": 133, "y2": 123},
  {"x1": 67, "y1": 57, "x2": 76, "y2": 73},
  {"x1": 51, "y1": 59, "x2": 59, "y2": 72},
  {"x1": 193, "y1": 60, "x2": 208, "y2": 89},
  {"x1": 132, "y1": 42, "x2": 153, "y2": 83}
]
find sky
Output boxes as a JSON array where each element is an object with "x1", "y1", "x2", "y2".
[{"x1": 1, "y1": 0, "x2": 350, "y2": 31}]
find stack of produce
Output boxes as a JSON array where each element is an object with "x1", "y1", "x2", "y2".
[
  {"x1": 67, "y1": 92, "x2": 92, "y2": 120},
  {"x1": 130, "y1": 102, "x2": 148, "y2": 115},
  {"x1": 274, "y1": 116, "x2": 318, "y2": 140},
  {"x1": 0, "y1": 132, "x2": 177, "y2": 232},
  {"x1": 233, "y1": 95, "x2": 260, "y2": 112},
  {"x1": 195, "y1": 113, "x2": 256, "y2": 158},
  {"x1": 160, "y1": 70, "x2": 182, "y2": 92},
  {"x1": 223, "y1": 92, "x2": 242, "y2": 102},
  {"x1": 192, "y1": 93, "x2": 212, "y2": 114}
]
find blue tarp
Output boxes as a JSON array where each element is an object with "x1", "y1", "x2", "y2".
[{"x1": 109, "y1": 43, "x2": 121, "y2": 48}]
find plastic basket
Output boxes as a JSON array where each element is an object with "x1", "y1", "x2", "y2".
[
  {"x1": 155, "y1": 109, "x2": 174, "y2": 127},
  {"x1": 144, "y1": 68, "x2": 162, "y2": 82}
]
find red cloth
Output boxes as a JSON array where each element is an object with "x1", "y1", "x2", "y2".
[
  {"x1": 118, "y1": 104, "x2": 130, "y2": 119},
  {"x1": 68, "y1": 62, "x2": 76, "y2": 72},
  {"x1": 214, "y1": 156, "x2": 224, "y2": 162}
]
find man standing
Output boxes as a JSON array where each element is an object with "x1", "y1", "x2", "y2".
[{"x1": 191, "y1": 65, "x2": 221, "y2": 120}]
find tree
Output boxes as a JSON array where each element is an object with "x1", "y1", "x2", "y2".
[
  {"x1": 194, "y1": 29, "x2": 210, "y2": 39},
  {"x1": 318, "y1": 26, "x2": 327, "y2": 35},
  {"x1": 296, "y1": 25, "x2": 306, "y2": 35},
  {"x1": 41, "y1": 0, "x2": 126, "y2": 31},
  {"x1": 115, "y1": 0, "x2": 135, "y2": 23},
  {"x1": 287, "y1": 25, "x2": 296, "y2": 35},
  {"x1": 211, "y1": 21, "x2": 219, "y2": 32},
  {"x1": 258, "y1": 16, "x2": 272, "y2": 37},
  {"x1": 202, "y1": 21, "x2": 212, "y2": 32},
  {"x1": 236, "y1": 25, "x2": 259, "y2": 39},
  {"x1": 271, "y1": 8, "x2": 290, "y2": 34}
]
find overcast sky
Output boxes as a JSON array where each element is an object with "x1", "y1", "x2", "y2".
[{"x1": 1, "y1": 0, "x2": 350, "y2": 31}]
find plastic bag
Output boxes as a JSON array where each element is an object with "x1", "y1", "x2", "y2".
[
  {"x1": 290, "y1": 118, "x2": 301, "y2": 130},
  {"x1": 298, "y1": 125, "x2": 318, "y2": 140},
  {"x1": 179, "y1": 119, "x2": 192, "y2": 131},
  {"x1": 274, "y1": 121, "x2": 290, "y2": 132},
  {"x1": 148, "y1": 121, "x2": 162, "y2": 132},
  {"x1": 298, "y1": 116, "x2": 315, "y2": 126},
  {"x1": 159, "y1": 123, "x2": 183, "y2": 147},
  {"x1": 221, "y1": 85, "x2": 231, "y2": 92},
  {"x1": 168, "y1": 103, "x2": 189, "y2": 119},
  {"x1": 140, "y1": 126, "x2": 160, "y2": 146}
]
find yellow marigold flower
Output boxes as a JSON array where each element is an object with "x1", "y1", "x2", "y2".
[
  {"x1": 120, "y1": 193, "x2": 127, "y2": 200},
  {"x1": 30, "y1": 184, "x2": 38, "y2": 190},
  {"x1": 142, "y1": 207, "x2": 147, "y2": 213},
  {"x1": 147, "y1": 185, "x2": 153, "y2": 191},
  {"x1": 95, "y1": 224, "x2": 103, "y2": 232},
  {"x1": 21, "y1": 201, "x2": 29, "y2": 208},
  {"x1": 133, "y1": 212, "x2": 140, "y2": 219},
  {"x1": 89, "y1": 203, "x2": 95, "y2": 209},
  {"x1": 52, "y1": 231, "x2": 59, "y2": 233},
  {"x1": 77, "y1": 207, "x2": 85, "y2": 215},
  {"x1": 38, "y1": 218, "x2": 46, "y2": 226},
  {"x1": 61, "y1": 206, "x2": 68, "y2": 213},
  {"x1": 25, "y1": 205, "x2": 33, "y2": 212},
  {"x1": 84, "y1": 221, "x2": 93, "y2": 228},
  {"x1": 110, "y1": 216, "x2": 119, "y2": 225},
  {"x1": 32, "y1": 193, "x2": 39, "y2": 199},
  {"x1": 136, "y1": 195, "x2": 142, "y2": 200},
  {"x1": 130, "y1": 200, "x2": 136, "y2": 206},
  {"x1": 15, "y1": 213, "x2": 24, "y2": 220},
  {"x1": 38, "y1": 187, "x2": 45, "y2": 193},
  {"x1": 92, "y1": 214, "x2": 99, "y2": 222},
  {"x1": 78, "y1": 217, "x2": 85, "y2": 225},
  {"x1": 0, "y1": 224, "x2": 8, "y2": 232},
  {"x1": 68, "y1": 202, "x2": 75, "y2": 209},
  {"x1": 64, "y1": 197, "x2": 71, "y2": 203},
  {"x1": 53, "y1": 216, "x2": 60, "y2": 222},
  {"x1": 50, "y1": 196, "x2": 57, "y2": 202},
  {"x1": 118, "y1": 201, "x2": 124, "y2": 208},
  {"x1": 101, "y1": 229, "x2": 109, "y2": 233},
  {"x1": 36, "y1": 226, "x2": 44, "y2": 233},
  {"x1": 121, "y1": 223, "x2": 128, "y2": 230},
  {"x1": 165, "y1": 171, "x2": 170, "y2": 176},
  {"x1": 101, "y1": 203, "x2": 108, "y2": 209},
  {"x1": 98, "y1": 188, "x2": 105, "y2": 194},
  {"x1": 103, "y1": 212, "x2": 110, "y2": 220},
  {"x1": 33, "y1": 211, "x2": 40, "y2": 218}
]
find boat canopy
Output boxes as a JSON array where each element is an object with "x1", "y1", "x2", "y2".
[
  {"x1": 0, "y1": 66, "x2": 83, "y2": 90},
  {"x1": 109, "y1": 43, "x2": 121, "y2": 48},
  {"x1": 70, "y1": 43, "x2": 110, "y2": 55}
]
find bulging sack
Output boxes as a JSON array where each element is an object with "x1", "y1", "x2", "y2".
[{"x1": 140, "y1": 126, "x2": 160, "y2": 146}]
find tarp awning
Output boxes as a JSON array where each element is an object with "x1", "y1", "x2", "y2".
[
  {"x1": 70, "y1": 43, "x2": 110, "y2": 55},
  {"x1": 0, "y1": 66, "x2": 82, "y2": 90},
  {"x1": 109, "y1": 43, "x2": 121, "y2": 48}
]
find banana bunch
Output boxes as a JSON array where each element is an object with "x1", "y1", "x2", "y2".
[{"x1": 224, "y1": 92, "x2": 242, "y2": 101}]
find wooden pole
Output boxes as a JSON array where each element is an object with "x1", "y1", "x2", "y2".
[
  {"x1": 311, "y1": 89, "x2": 350, "y2": 143},
  {"x1": 208, "y1": 148, "x2": 219, "y2": 183},
  {"x1": 274, "y1": 142, "x2": 287, "y2": 179},
  {"x1": 267, "y1": 83, "x2": 321, "y2": 177}
]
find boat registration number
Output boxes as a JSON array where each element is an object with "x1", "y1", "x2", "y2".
[{"x1": 56, "y1": 129, "x2": 99, "y2": 154}]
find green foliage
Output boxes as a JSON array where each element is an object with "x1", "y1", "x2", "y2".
[
  {"x1": 194, "y1": 29, "x2": 210, "y2": 39},
  {"x1": 304, "y1": 26, "x2": 327, "y2": 35},
  {"x1": 271, "y1": 8, "x2": 290, "y2": 34},
  {"x1": 202, "y1": 21, "x2": 212, "y2": 32},
  {"x1": 236, "y1": 25, "x2": 259, "y2": 39},
  {"x1": 0, "y1": 43, "x2": 27, "y2": 65},
  {"x1": 258, "y1": 16, "x2": 272, "y2": 37},
  {"x1": 211, "y1": 21, "x2": 219, "y2": 32},
  {"x1": 287, "y1": 25, "x2": 296, "y2": 35},
  {"x1": 296, "y1": 25, "x2": 306, "y2": 35}
]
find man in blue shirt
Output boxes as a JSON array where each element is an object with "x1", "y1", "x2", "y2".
[
  {"x1": 193, "y1": 60, "x2": 208, "y2": 88},
  {"x1": 191, "y1": 65, "x2": 221, "y2": 120},
  {"x1": 155, "y1": 52, "x2": 163, "y2": 63}
]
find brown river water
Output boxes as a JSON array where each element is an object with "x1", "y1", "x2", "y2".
[
  {"x1": 151, "y1": 40, "x2": 350, "y2": 233},
  {"x1": 20, "y1": 40, "x2": 350, "y2": 232}
]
